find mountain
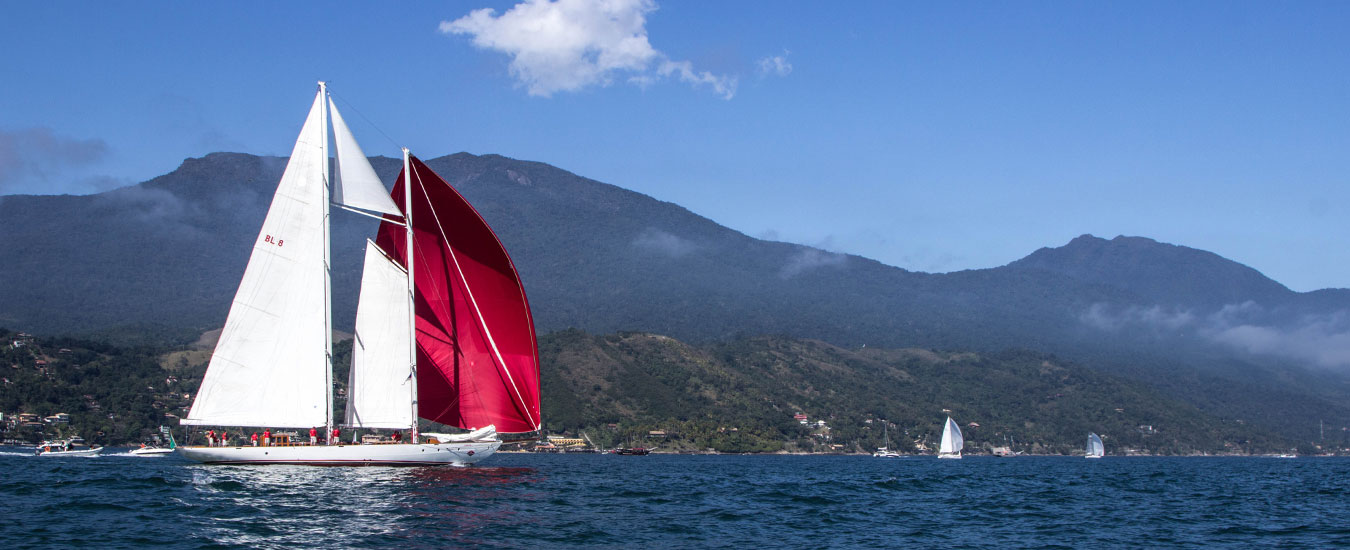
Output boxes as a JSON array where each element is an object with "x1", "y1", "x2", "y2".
[
  {"x1": 540, "y1": 330, "x2": 1291, "y2": 454},
  {"x1": 1, "y1": 152, "x2": 1347, "y2": 442}
]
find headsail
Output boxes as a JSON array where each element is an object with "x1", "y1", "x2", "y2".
[
  {"x1": 939, "y1": 417, "x2": 964, "y2": 455},
  {"x1": 344, "y1": 240, "x2": 414, "y2": 429},
  {"x1": 329, "y1": 98, "x2": 401, "y2": 216},
  {"x1": 184, "y1": 90, "x2": 331, "y2": 428},
  {"x1": 375, "y1": 156, "x2": 541, "y2": 434}
]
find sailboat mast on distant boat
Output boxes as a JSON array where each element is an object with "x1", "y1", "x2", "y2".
[{"x1": 178, "y1": 83, "x2": 540, "y2": 465}]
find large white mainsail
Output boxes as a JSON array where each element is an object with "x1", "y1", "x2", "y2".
[
  {"x1": 938, "y1": 416, "x2": 963, "y2": 458},
  {"x1": 344, "y1": 240, "x2": 414, "y2": 429},
  {"x1": 183, "y1": 90, "x2": 331, "y2": 428},
  {"x1": 329, "y1": 98, "x2": 401, "y2": 216}
]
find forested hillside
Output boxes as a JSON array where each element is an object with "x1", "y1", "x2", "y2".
[{"x1": 5, "y1": 327, "x2": 1324, "y2": 454}]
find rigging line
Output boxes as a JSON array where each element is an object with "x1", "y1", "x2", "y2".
[
  {"x1": 328, "y1": 91, "x2": 403, "y2": 154},
  {"x1": 413, "y1": 161, "x2": 538, "y2": 428}
]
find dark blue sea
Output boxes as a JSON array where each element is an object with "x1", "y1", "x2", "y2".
[{"x1": 2, "y1": 450, "x2": 1348, "y2": 549}]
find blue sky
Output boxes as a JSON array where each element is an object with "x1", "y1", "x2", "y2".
[{"x1": 2, "y1": 1, "x2": 1347, "y2": 291}]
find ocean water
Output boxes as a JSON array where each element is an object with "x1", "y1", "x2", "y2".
[{"x1": 2, "y1": 450, "x2": 1348, "y2": 549}]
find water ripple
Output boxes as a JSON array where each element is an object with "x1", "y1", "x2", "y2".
[{"x1": 3, "y1": 451, "x2": 1350, "y2": 548}]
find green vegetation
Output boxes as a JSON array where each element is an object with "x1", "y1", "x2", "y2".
[
  {"x1": 541, "y1": 330, "x2": 1303, "y2": 455},
  {"x1": 0, "y1": 327, "x2": 201, "y2": 445},
  {"x1": 0, "y1": 325, "x2": 1333, "y2": 454}
]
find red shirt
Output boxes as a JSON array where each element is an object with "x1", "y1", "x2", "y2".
[{"x1": 310, "y1": 428, "x2": 317, "y2": 437}]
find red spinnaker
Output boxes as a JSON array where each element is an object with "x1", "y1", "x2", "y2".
[{"x1": 376, "y1": 156, "x2": 541, "y2": 433}]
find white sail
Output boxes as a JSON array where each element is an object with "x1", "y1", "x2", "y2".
[
  {"x1": 1087, "y1": 432, "x2": 1104, "y2": 458},
  {"x1": 183, "y1": 90, "x2": 331, "y2": 428},
  {"x1": 344, "y1": 240, "x2": 414, "y2": 429},
  {"x1": 939, "y1": 416, "x2": 964, "y2": 455},
  {"x1": 329, "y1": 98, "x2": 400, "y2": 215}
]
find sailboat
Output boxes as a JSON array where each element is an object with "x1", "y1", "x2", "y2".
[
  {"x1": 178, "y1": 83, "x2": 541, "y2": 466},
  {"x1": 937, "y1": 416, "x2": 963, "y2": 459},
  {"x1": 873, "y1": 422, "x2": 901, "y2": 458},
  {"x1": 1085, "y1": 432, "x2": 1104, "y2": 459}
]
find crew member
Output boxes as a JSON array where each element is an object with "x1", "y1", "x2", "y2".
[
  {"x1": 331, "y1": 427, "x2": 341, "y2": 445},
  {"x1": 251, "y1": 432, "x2": 258, "y2": 447},
  {"x1": 263, "y1": 428, "x2": 271, "y2": 447},
  {"x1": 310, "y1": 427, "x2": 318, "y2": 445}
]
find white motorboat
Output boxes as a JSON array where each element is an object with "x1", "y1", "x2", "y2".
[
  {"x1": 35, "y1": 437, "x2": 102, "y2": 457},
  {"x1": 130, "y1": 426, "x2": 178, "y2": 456}
]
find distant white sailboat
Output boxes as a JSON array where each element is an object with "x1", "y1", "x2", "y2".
[
  {"x1": 937, "y1": 416, "x2": 963, "y2": 459},
  {"x1": 1085, "y1": 432, "x2": 1104, "y2": 459},
  {"x1": 873, "y1": 422, "x2": 901, "y2": 458}
]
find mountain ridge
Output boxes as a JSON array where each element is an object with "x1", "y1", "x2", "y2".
[{"x1": 2, "y1": 151, "x2": 1347, "y2": 441}]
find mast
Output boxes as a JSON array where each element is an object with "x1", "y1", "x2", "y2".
[
  {"x1": 403, "y1": 148, "x2": 418, "y2": 443},
  {"x1": 320, "y1": 81, "x2": 335, "y2": 444}
]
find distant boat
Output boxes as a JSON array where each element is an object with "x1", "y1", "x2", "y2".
[
  {"x1": 611, "y1": 447, "x2": 651, "y2": 455},
  {"x1": 35, "y1": 437, "x2": 102, "y2": 457},
  {"x1": 937, "y1": 416, "x2": 963, "y2": 459},
  {"x1": 130, "y1": 426, "x2": 177, "y2": 457},
  {"x1": 1085, "y1": 432, "x2": 1104, "y2": 459},
  {"x1": 177, "y1": 83, "x2": 540, "y2": 466},
  {"x1": 873, "y1": 422, "x2": 901, "y2": 458}
]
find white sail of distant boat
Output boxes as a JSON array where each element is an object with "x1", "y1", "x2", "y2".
[
  {"x1": 937, "y1": 416, "x2": 963, "y2": 459},
  {"x1": 178, "y1": 83, "x2": 541, "y2": 466},
  {"x1": 1086, "y1": 432, "x2": 1104, "y2": 459}
]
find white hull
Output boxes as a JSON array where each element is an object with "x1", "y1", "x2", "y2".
[
  {"x1": 873, "y1": 448, "x2": 901, "y2": 458},
  {"x1": 130, "y1": 447, "x2": 176, "y2": 456},
  {"x1": 937, "y1": 452, "x2": 962, "y2": 460},
  {"x1": 177, "y1": 440, "x2": 501, "y2": 466},
  {"x1": 1085, "y1": 455, "x2": 1103, "y2": 459},
  {"x1": 37, "y1": 448, "x2": 103, "y2": 457}
]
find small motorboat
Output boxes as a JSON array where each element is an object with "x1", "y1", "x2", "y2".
[
  {"x1": 130, "y1": 426, "x2": 177, "y2": 456},
  {"x1": 35, "y1": 437, "x2": 102, "y2": 457},
  {"x1": 611, "y1": 447, "x2": 651, "y2": 455},
  {"x1": 129, "y1": 445, "x2": 175, "y2": 456}
]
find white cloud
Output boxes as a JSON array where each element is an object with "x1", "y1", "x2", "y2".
[
  {"x1": 782, "y1": 248, "x2": 848, "y2": 278},
  {"x1": 757, "y1": 50, "x2": 792, "y2": 77},
  {"x1": 1081, "y1": 301, "x2": 1350, "y2": 369},
  {"x1": 0, "y1": 127, "x2": 120, "y2": 195},
  {"x1": 440, "y1": 0, "x2": 736, "y2": 99},
  {"x1": 632, "y1": 227, "x2": 697, "y2": 258}
]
